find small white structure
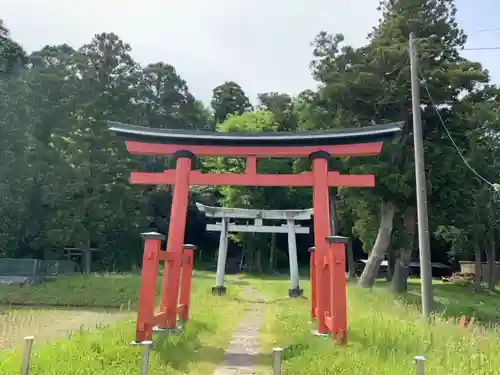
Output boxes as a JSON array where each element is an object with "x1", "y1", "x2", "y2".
[{"x1": 196, "y1": 202, "x2": 312, "y2": 297}]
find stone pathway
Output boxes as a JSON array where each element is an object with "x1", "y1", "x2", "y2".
[{"x1": 213, "y1": 288, "x2": 268, "y2": 375}]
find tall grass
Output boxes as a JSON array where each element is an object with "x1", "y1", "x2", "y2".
[
  {"x1": 255, "y1": 277, "x2": 500, "y2": 375},
  {"x1": 0, "y1": 274, "x2": 143, "y2": 308},
  {"x1": 4, "y1": 272, "x2": 498, "y2": 374},
  {"x1": 0, "y1": 273, "x2": 247, "y2": 375}
]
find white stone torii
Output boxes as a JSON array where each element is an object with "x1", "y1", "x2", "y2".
[{"x1": 196, "y1": 202, "x2": 312, "y2": 297}]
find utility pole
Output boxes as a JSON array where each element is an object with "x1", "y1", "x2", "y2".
[{"x1": 409, "y1": 32, "x2": 433, "y2": 319}]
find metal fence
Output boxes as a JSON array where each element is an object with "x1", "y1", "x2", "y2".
[
  {"x1": 42, "y1": 260, "x2": 79, "y2": 277},
  {"x1": 0, "y1": 258, "x2": 78, "y2": 284}
]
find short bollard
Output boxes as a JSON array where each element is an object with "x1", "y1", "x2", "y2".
[
  {"x1": 141, "y1": 341, "x2": 154, "y2": 375},
  {"x1": 414, "y1": 355, "x2": 426, "y2": 375},
  {"x1": 21, "y1": 336, "x2": 35, "y2": 375},
  {"x1": 272, "y1": 347, "x2": 283, "y2": 375}
]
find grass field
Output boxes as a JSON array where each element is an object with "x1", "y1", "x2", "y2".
[
  {"x1": 254, "y1": 276, "x2": 500, "y2": 375},
  {"x1": 2, "y1": 272, "x2": 500, "y2": 374},
  {"x1": 404, "y1": 279, "x2": 500, "y2": 323},
  {"x1": 0, "y1": 274, "x2": 144, "y2": 308},
  {"x1": 0, "y1": 306, "x2": 131, "y2": 349},
  {"x1": 0, "y1": 272, "x2": 248, "y2": 375}
]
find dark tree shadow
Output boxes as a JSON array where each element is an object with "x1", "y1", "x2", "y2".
[
  {"x1": 191, "y1": 273, "x2": 215, "y2": 280},
  {"x1": 196, "y1": 347, "x2": 272, "y2": 367},
  {"x1": 391, "y1": 280, "x2": 500, "y2": 324},
  {"x1": 232, "y1": 296, "x2": 306, "y2": 304},
  {"x1": 239, "y1": 273, "x2": 291, "y2": 281},
  {"x1": 152, "y1": 319, "x2": 272, "y2": 371},
  {"x1": 281, "y1": 342, "x2": 310, "y2": 360},
  {"x1": 228, "y1": 279, "x2": 250, "y2": 286},
  {"x1": 152, "y1": 320, "x2": 212, "y2": 371}
]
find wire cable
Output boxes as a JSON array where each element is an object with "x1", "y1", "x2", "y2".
[
  {"x1": 418, "y1": 68, "x2": 498, "y2": 189},
  {"x1": 461, "y1": 46, "x2": 500, "y2": 51},
  {"x1": 474, "y1": 27, "x2": 500, "y2": 33}
]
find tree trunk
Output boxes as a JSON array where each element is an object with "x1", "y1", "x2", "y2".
[
  {"x1": 79, "y1": 239, "x2": 92, "y2": 274},
  {"x1": 239, "y1": 245, "x2": 246, "y2": 271},
  {"x1": 346, "y1": 238, "x2": 356, "y2": 280},
  {"x1": 256, "y1": 247, "x2": 262, "y2": 273},
  {"x1": 386, "y1": 246, "x2": 395, "y2": 282},
  {"x1": 488, "y1": 232, "x2": 496, "y2": 290},
  {"x1": 329, "y1": 188, "x2": 338, "y2": 235},
  {"x1": 488, "y1": 193, "x2": 496, "y2": 290},
  {"x1": 390, "y1": 208, "x2": 417, "y2": 293},
  {"x1": 252, "y1": 233, "x2": 262, "y2": 274},
  {"x1": 474, "y1": 243, "x2": 482, "y2": 291},
  {"x1": 472, "y1": 202, "x2": 482, "y2": 291},
  {"x1": 358, "y1": 201, "x2": 396, "y2": 288},
  {"x1": 269, "y1": 233, "x2": 277, "y2": 272},
  {"x1": 390, "y1": 247, "x2": 414, "y2": 293}
]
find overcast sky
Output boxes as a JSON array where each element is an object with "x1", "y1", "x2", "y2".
[{"x1": 1, "y1": 0, "x2": 499, "y2": 104}]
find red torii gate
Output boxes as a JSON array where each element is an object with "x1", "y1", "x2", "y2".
[{"x1": 109, "y1": 121, "x2": 402, "y2": 344}]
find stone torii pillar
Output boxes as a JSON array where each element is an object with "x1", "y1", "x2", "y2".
[
  {"x1": 286, "y1": 219, "x2": 300, "y2": 296},
  {"x1": 214, "y1": 217, "x2": 229, "y2": 295},
  {"x1": 196, "y1": 202, "x2": 312, "y2": 297}
]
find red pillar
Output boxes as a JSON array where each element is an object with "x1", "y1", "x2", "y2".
[
  {"x1": 178, "y1": 244, "x2": 195, "y2": 322},
  {"x1": 159, "y1": 152, "x2": 193, "y2": 329},
  {"x1": 327, "y1": 236, "x2": 348, "y2": 344},
  {"x1": 324, "y1": 256, "x2": 332, "y2": 328},
  {"x1": 311, "y1": 152, "x2": 331, "y2": 334},
  {"x1": 308, "y1": 246, "x2": 316, "y2": 321},
  {"x1": 135, "y1": 232, "x2": 164, "y2": 342}
]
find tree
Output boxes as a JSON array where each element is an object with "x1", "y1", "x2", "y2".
[
  {"x1": 0, "y1": 19, "x2": 27, "y2": 76},
  {"x1": 14, "y1": 46, "x2": 81, "y2": 256},
  {"x1": 208, "y1": 111, "x2": 298, "y2": 271},
  {"x1": 435, "y1": 87, "x2": 500, "y2": 290},
  {"x1": 211, "y1": 81, "x2": 252, "y2": 124},
  {"x1": 257, "y1": 92, "x2": 297, "y2": 131},
  {"x1": 138, "y1": 62, "x2": 209, "y2": 130},
  {"x1": 307, "y1": 0, "x2": 490, "y2": 291},
  {"x1": 0, "y1": 78, "x2": 36, "y2": 256},
  {"x1": 1, "y1": 3, "x2": 498, "y2": 278},
  {"x1": 47, "y1": 33, "x2": 147, "y2": 271}
]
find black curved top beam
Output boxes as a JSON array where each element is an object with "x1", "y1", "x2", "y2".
[{"x1": 108, "y1": 121, "x2": 403, "y2": 147}]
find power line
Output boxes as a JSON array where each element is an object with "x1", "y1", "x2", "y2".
[
  {"x1": 419, "y1": 45, "x2": 500, "y2": 52},
  {"x1": 418, "y1": 68, "x2": 497, "y2": 189},
  {"x1": 409, "y1": 36, "x2": 500, "y2": 52},
  {"x1": 474, "y1": 27, "x2": 500, "y2": 33},
  {"x1": 461, "y1": 46, "x2": 500, "y2": 51}
]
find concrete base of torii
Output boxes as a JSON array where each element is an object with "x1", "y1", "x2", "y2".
[{"x1": 212, "y1": 286, "x2": 227, "y2": 296}]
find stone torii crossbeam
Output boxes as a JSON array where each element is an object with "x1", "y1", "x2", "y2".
[{"x1": 196, "y1": 202, "x2": 312, "y2": 297}]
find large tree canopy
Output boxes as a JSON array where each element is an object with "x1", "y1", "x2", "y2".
[{"x1": 0, "y1": 1, "x2": 499, "y2": 291}]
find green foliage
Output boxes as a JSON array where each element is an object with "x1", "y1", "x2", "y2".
[
  {"x1": 0, "y1": 0, "x2": 499, "y2": 274},
  {"x1": 211, "y1": 81, "x2": 252, "y2": 124},
  {"x1": 0, "y1": 20, "x2": 26, "y2": 76},
  {"x1": 257, "y1": 92, "x2": 297, "y2": 131},
  {"x1": 214, "y1": 111, "x2": 295, "y2": 210},
  {"x1": 305, "y1": 0, "x2": 496, "y2": 259}
]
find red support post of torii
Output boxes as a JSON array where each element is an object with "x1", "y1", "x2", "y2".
[
  {"x1": 178, "y1": 244, "x2": 195, "y2": 322},
  {"x1": 134, "y1": 231, "x2": 163, "y2": 343},
  {"x1": 133, "y1": 236, "x2": 196, "y2": 343},
  {"x1": 308, "y1": 246, "x2": 316, "y2": 321},
  {"x1": 326, "y1": 236, "x2": 349, "y2": 344},
  {"x1": 109, "y1": 120, "x2": 403, "y2": 345}
]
